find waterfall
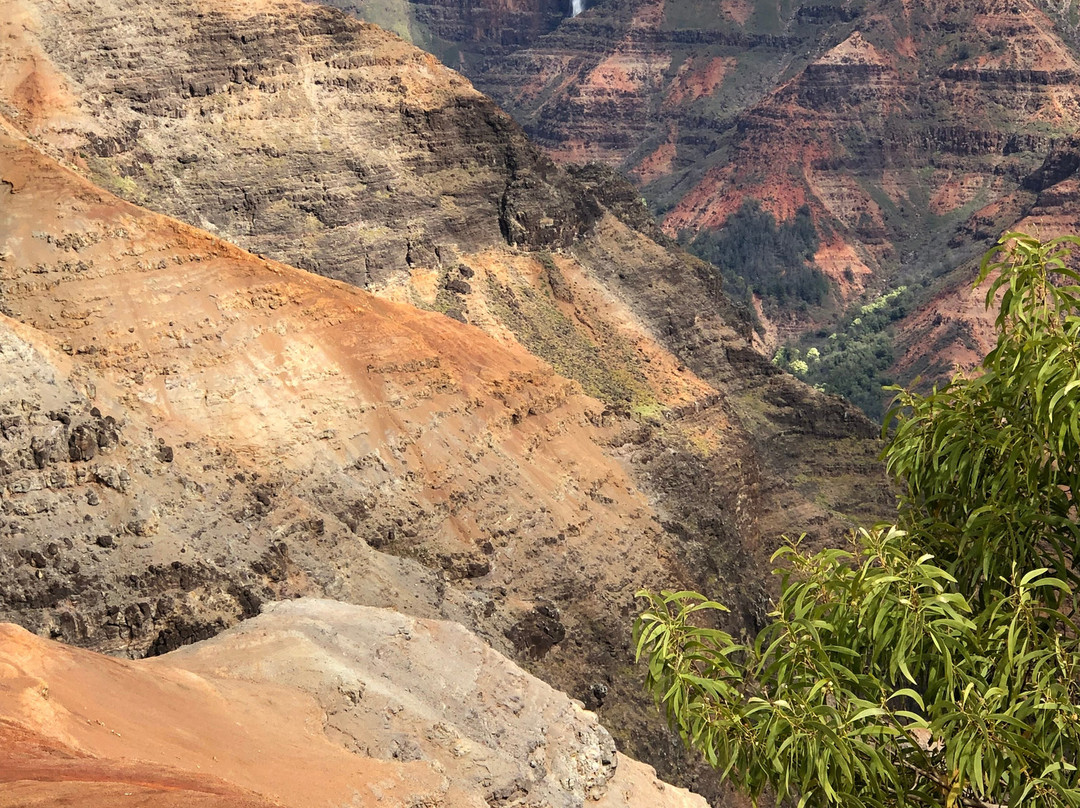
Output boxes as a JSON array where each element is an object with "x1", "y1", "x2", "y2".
[{"x1": 571, "y1": 0, "x2": 583, "y2": 16}]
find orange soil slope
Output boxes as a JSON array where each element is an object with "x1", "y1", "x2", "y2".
[
  {"x1": 0, "y1": 622, "x2": 443, "y2": 808},
  {"x1": 0, "y1": 603, "x2": 711, "y2": 808},
  {"x1": 0, "y1": 116, "x2": 700, "y2": 643}
]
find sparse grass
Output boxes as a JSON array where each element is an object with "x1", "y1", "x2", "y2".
[
  {"x1": 86, "y1": 158, "x2": 143, "y2": 202},
  {"x1": 340, "y1": 0, "x2": 414, "y2": 41},
  {"x1": 483, "y1": 273, "x2": 660, "y2": 412}
]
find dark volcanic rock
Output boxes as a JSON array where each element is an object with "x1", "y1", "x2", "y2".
[
  {"x1": 566, "y1": 162, "x2": 671, "y2": 243},
  {"x1": 1023, "y1": 134, "x2": 1080, "y2": 193},
  {"x1": 506, "y1": 601, "x2": 567, "y2": 659}
]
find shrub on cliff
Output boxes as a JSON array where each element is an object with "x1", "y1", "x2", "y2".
[
  {"x1": 792, "y1": 286, "x2": 913, "y2": 420},
  {"x1": 635, "y1": 234, "x2": 1080, "y2": 808}
]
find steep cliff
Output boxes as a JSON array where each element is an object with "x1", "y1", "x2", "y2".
[
  {"x1": 419, "y1": 0, "x2": 1080, "y2": 287},
  {"x1": 5, "y1": 0, "x2": 603, "y2": 288},
  {"x1": 0, "y1": 0, "x2": 893, "y2": 799},
  {"x1": 659, "y1": 0, "x2": 1080, "y2": 285},
  {"x1": 324, "y1": 0, "x2": 1080, "y2": 406},
  {"x1": 2, "y1": 120, "x2": 661, "y2": 661},
  {"x1": 1, "y1": 0, "x2": 889, "y2": 569},
  {"x1": 0, "y1": 113, "x2": 887, "y2": 801},
  {"x1": 891, "y1": 132, "x2": 1080, "y2": 385}
]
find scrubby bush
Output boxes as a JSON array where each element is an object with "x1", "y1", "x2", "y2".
[{"x1": 791, "y1": 285, "x2": 912, "y2": 419}]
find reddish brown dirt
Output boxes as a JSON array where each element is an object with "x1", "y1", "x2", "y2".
[
  {"x1": 0, "y1": 602, "x2": 714, "y2": 807},
  {"x1": 664, "y1": 57, "x2": 735, "y2": 108},
  {"x1": 891, "y1": 279, "x2": 998, "y2": 381},
  {"x1": 0, "y1": 624, "x2": 445, "y2": 808}
]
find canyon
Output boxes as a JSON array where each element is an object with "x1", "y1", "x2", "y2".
[
  {"x1": 0, "y1": 0, "x2": 892, "y2": 802},
  {"x1": 333, "y1": 0, "x2": 1080, "y2": 400}
]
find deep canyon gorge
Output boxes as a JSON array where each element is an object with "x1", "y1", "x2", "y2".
[{"x1": 3, "y1": 0, "x2": 1079, "y2": 803}]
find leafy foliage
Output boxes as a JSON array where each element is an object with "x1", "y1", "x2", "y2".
[
  {"x1": 790, "y1": 285, "x2": 913, "y2": 419},
  {"x1": 683, "y1": 199, "x2": 829, "y2": 307},
  {"x1": 887, "y1": 235, "x2": 1080, "y2": 597},
  {"x1": 635, "y1": 234, "x2": 1080, "y2": 808}
]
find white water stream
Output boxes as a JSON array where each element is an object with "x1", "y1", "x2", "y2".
[{"x1": 571, "y1": 0, "x2": 584, "y2": 16}]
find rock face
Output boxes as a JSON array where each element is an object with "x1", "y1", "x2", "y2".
[
  {"x1": 0, "y1": 600, "x2": 709, "y2": 808},
  {"x1": 423, "y1": 0, "x2": 1080, "y2": 267},
  {"x1": 0, "y1": 118, "x2": 663, "y2": 664},
  {"x1": 656, "y1": 2, "x2": 1080, "y2": 286},
  {"x1": 467, "y1": 0, "x2": 808, "y2": 170},
  {"x1": 0, "y1": 0, "x2": 894, "y2": 800},
  {"x1": 6, "y1": 0, "x2": 599, "y2": 289},
  {"x1": 325, "y1": 0, "x2": 1080, "y2": 394},
  {"x1": 891, "y1": 132, "x2": 1080, "y2": 385},
  {"x1": 0, "y1": 115, "x2": 887, "y2": 803}
]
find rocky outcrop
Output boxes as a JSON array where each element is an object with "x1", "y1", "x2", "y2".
[
  {"x1": 1023, "y1": 134, "x2": 1080, "y2": 192},
  {"x1": 0, "y1": 600, "x2": 709, "y2": 808},
  {"x1": 566, "y1": 162, "x2": 673, "y2": 243},
  {"x1": 168, "y1": 599, "x2": 706, "y2": 808},
  {"x1": 8, "y1": 0, "x2": 599, "y2": 290}
]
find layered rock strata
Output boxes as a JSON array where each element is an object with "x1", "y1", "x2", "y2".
[
  {"x1": 892, "y1": 132, "x2": 1080, "y2": 384},
  {"x1": 4, "y1": 0, "x2": 596, "y2": 288},
  {"x1": 0, "y1": 0, "x2": 895, "y2": 799},
  {"x1": 355, "y1": 0, "x2": 1080, "y2": 367},
  {"x1": 0, "y1": 118, "x2": 888, "y2": 803},
  {"x1": 660, "y1": 4, "x2": 1080, "y2": 290}
]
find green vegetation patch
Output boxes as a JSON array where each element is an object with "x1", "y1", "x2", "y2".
[
  {"x1": 681, "y1": 198, "x2": 829, "y2": 310},
  {"x1": 333, "y1": 0, "x2": 415, "y2": 42},
  {"x1": 779, "y1": 285, "x2": 912, "y2": 419},
  {"x1": 85, "y1": 157, "x2": 145, "y2": 205},
  {"x1": 484, "y1": 269, "x2": 659, "y2": 414}
]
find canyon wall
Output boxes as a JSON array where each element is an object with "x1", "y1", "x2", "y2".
[
  {"x1": 321, "y1": 0, "x2": 1080, "y2": 397},
  {"x1": 0, "y1": 0, "x2": 896, "y2": 800}
]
